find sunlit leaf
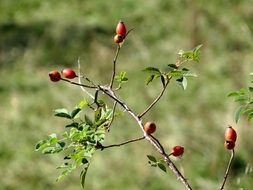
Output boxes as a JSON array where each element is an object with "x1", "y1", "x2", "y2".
[
  {"x1": 94, "y1": 107, "x2": 102, "y2": 122},
  {"x1": 35, "y1": 140, "x2": 48, "y2": 151},
  {"x1": 78, "y1": 99, "x2": 88, "y2": 109}
]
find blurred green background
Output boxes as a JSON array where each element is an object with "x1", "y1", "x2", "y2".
[{"x1": 0, "y1": 0, "x2": 253, "y2": 189}]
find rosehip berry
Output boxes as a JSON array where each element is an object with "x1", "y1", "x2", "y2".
[
  {"x1": 114, "y1": 34, "x2": 124, "y2": 44},
  {"x1": 171, "y1": 146, "x2": 184, "y2": 157},
  {"x1": 224, "y1": 141, "x2": 235, "y2": 150},
  {"x1": 49, "y1": 70, "x2": 61, "y2": 82},
  {"x1": 115, "y1": 21, "x2": 127, "y2": 36},
  {"x1": 144, "y1": 121, "x2": 156, "y2": 134},
  {"x1": 61, "y1": 68, "x2": 77, "y2": 79},
  {"x1": 224, "y1": 126, "x2": 237, "y2": 142}
]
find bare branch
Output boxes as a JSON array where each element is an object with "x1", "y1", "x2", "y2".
[
  {"x1": 109, "y1": 45, "x2": 121, "y2": 89},
  {"x1": 220, "y1": 149, "x2": 235, "y2": 190},
  {"x1": 60, "y1": 78, "x2": 97, "y2": 89},
  {"x1": 106, "y1": 101, "x2": 117, "y2": 132},
  {"x1": 97, "y1": 136, "x2": 145, "y2": 150},
  {"x1": 138, "y1": 76, "x2": 172, "y2": 118},
  {"x1": 77, "y1": 58, "x2": 95, "y2": 99}
]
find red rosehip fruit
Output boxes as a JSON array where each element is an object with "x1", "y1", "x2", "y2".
[
  {"x1": 171, "y1": 146, "x2": 184, "y2": 157},
  {"x1": 61, "y1": 68, "x2": 77, "y2": 79},
  {"x1": 113, "y1": 34, "x2": 124, "y2": 44},
  {"x1": 224, "y1": 141, "x2": 235, "y2": 150},
  {"x1": 49, "y1": 70, "x2": 61, "y2": 82},
  {"x1": 224, "y1": 126, "x2": 237, "y2": 142},
  {"x1": 116, "y1": 21, "x2": 127, "y2": 36},
  {"x1": 144, "y1": 121, "x2": 156, "y2": 134}
]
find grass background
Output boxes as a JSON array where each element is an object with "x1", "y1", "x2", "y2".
[{"x1": 0, "y1": 0, "x2": 253, "y2": 189}]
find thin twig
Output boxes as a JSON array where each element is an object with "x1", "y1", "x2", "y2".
[
  {"x1": 106, "y1": 101, "x2": 117, "y2": 131},
  {"x1": 220, "y1": 149, "x2": 235, "y2": 190},
  {"x1": 98, "y1": 136, "x2": 145, "y2": 150},
  {"x1": 109, "y1": 45, "x2": 121, "y2": 89},
  {"x1": 60, "y1": 78, "x2": 97, "y2": 89},
  {"x1": 77, "y1": 58, "x2": 95, "y2": 99},
  {"x1": 138, "y1": 76, "x2": 172, "y2": 118}
]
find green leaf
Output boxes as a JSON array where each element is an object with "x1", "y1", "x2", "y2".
[
  {"x1": 146, "y1": 75, "x2": 155, "y2": 85},
  {"x1": 249, "y1": 72, "x2": 253, "y2": 76},
  {"x1": 228, "y1": 92, "x2": 240, "y2": 97},
  {"x1": 78, "y1": 99, "x2": 88, "y2": 109},
  {"x1": 249, "y1": 87, "x2": 253, "y2": 92},
  {"x1": 146, "y1": 75, "x2": 159, "y2": 85},
  {"x1": 248, "y1": 112, "x2": 253, "y2": 121},
  {"x1": 160, "y1": 75, "x2": 166, "y2": 87},
  {"x1": 56, "y1": 170, "x2": 70, "y2": 181},
  {"x1": 42, "y1": 147, "x2": 55, "y2": 154},
  {"x1": 167, "y1": 64, "x2": 178, "y2": 70},
  {"x1": 49, "y1": 133, "x2": 58, "y2": 144},
  {"x1": 57, "y1": 142, "x2": 66, "y2": 148},
  {"x1": 235, "y1": 106, "x2": 245, "y2": 123},
  {"x1": 71, "y1": 108, "x2": 82, "y2": 119},
  {"x1": 35, "y1": 139, "x2": 48, "y2": 151},
  {"x1": 95, "y1": 118, "x2": 107, "y2": 127},
  {"x1": 94, "y1": 107, "x2": 102, "y2": 122},
  {"x1": 183, "y1": 72, "x2": 198, "y2": 77},
  {"x1": 85, "y1": 115, "x2": 93, "y2": 126},
  {"x1": 115, "y1": 71, "x2": 128, "y2": 83},
  {"x1": 80, "y1": 164, "x2": 90, "y2": 189},
  {"x1": 54, "y1": 108, "x2": 71, "y2": 119},
  {"x1": 65, "y1": 122, "x2": 79, "y2": 129},
  {"x1": 81, "y1": 158, "x2": 89, "y2": 165},
  {"x1": 158, "y1": 163, "x2": 167, "y2": 173},
  {"x1": 235, "y1": 96, "x2": 248, "y2": 104},
  {"x1": 170, "y1": 70, "x2": 183, "y2": 77},
  {"x1": 147, "y1": 155, "x2": 157, "y2": 162},
  {"x1": 177, "y1": 77, "x2": 187, "y2": 90},
  {"x1": 143, "y1": 67, "x2": 161, "y2": 75}
]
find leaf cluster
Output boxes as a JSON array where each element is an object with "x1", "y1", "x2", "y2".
[
  {"x1": 142, "y1": 45, "x2": 201, "y2": 90},
  {"x1": 228, "y1": 82, "x2": 253, "y2": 123},
  {"x1": 35, "y1": 99, "x2": 113, "y2": 188}
]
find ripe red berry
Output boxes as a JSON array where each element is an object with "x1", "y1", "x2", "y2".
[
  {"x1": 224, "y1": 141, "x2": 235, "y2": 150},
  {"x1": 115, "y1": 21, "x2": 127, "y2": 36},
  {"x1": 144, "y1": 121, "x2": 156, "y2": 134},
  {"x1": 113, "y1": 34, "x2": 124, "y2": 44},
  {"x1": 49, "y1": 70, "x2": 61, "y2": 82},
  {"x1": 224, "y1": 126, "x2": 237, "y2": 142},
  {"x1": 171, "y1": 146, "x2": 184, "y2": 157},
  {"x1": 61, "y1": 68, "x2": 77, "y2": 79}
]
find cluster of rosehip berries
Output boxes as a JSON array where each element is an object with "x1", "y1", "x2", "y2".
[
  {"x1": 144, "y1": 121, "x2": 184, "y2": 157},
  {"x1": 114, "y1": 21, "x2": 127, "y2": 44},
  {"x1": 49, "y1": 68, "x2": 77, "y2": 82},
  {"x1": 224, "y1": 126, "x2": 237, "y2": 150}
]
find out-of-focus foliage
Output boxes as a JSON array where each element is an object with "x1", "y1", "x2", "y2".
[{"x1": 0, "y1": 0, "x2": 252, "y2": 190}]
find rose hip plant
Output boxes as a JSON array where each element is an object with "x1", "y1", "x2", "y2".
[{"x1": 36, "y1": 21, "x2": 243, "y2": 189}]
